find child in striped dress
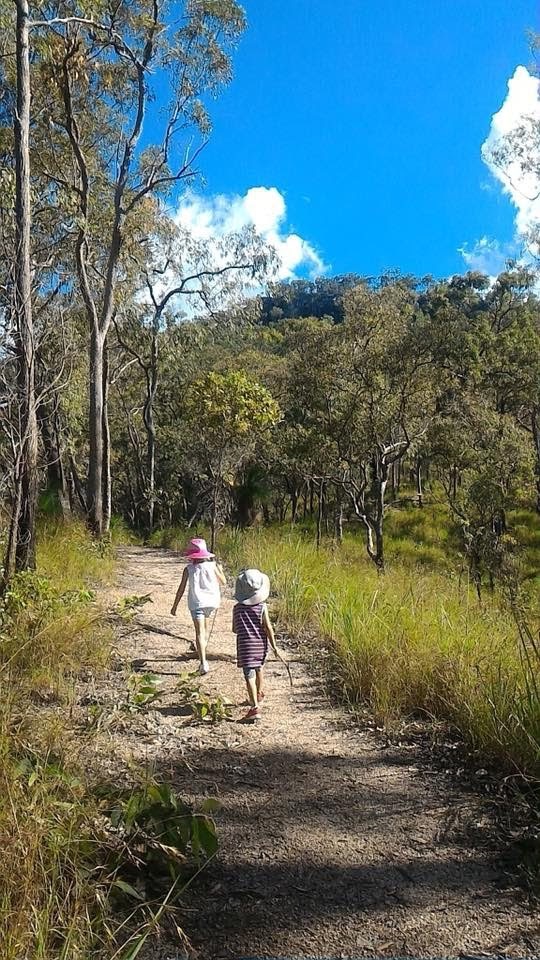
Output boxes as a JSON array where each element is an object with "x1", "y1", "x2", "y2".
[{"x1": 232, "y1": 569, "x2": 281, "y2": 722}]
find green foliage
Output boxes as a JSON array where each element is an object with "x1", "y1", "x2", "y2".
[
  {"x1": 176, "y1": 671, "x2": 233, "y2": 723},
  {"x1": 0, "y1": 741, "x2": 108, "y2": 960},
  {"x1": 125, "y1": 672, "x2": 162, "y2": 711},
  {"x1": 184, "y1": 370, "x2": 281, "y2": 445},
  {"x1": 0, "y1": 569, "x2": 108, "y2": 697},
  {"x1": 106, "y1": 779, "x2": 219, "y2": 878}
]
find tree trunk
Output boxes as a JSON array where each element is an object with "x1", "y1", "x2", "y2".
[
  {"x1": 416, "y1": 457, "x2": 423, "y2": 508},
  {"x1": 374, "y1": 514, "x2": 384, "y2": 569},
  {"x1": 390, "y1": 460, "x2": 396, "y2": 501},
  {"x1": 334, "y1": 498, "x2": 344, "y2": 544},
  {"x1": 143, "y1": 328, "x2": 158, "y2": 534},
  {"x1": 210, "y1": 481, "x2": 218, "y2": 552},
  {"x1": 69, "y1": 453, "x2": 88, "y2": 514},
  {"x1": 290, "y1": 486, "x2": 299, "y2": 524},
  {"x1": 11, "y1": 0, "x2": 39, "y2": 575},
  {"x1": 37, "y1": 400, "x2": 70, "y2": 519},
  {"x1": 316, "y1": 479, "x2": 324, "y2": 549},
  {"x1": 2, "y1": 460, "x2": 23, "y2": 590},
  {"x1": 87, "y1": 327, "x2": 104, "y2": 535},
  {"x1": 370, "y1": 454, "x2": 388, "y2": 571},
  {"x1": 532, "y1": 406, "x2": 540, "y2": 514},
  {"x1": 210, "y1": 454, "x2": 223, "y2": 552},
  {"x1": 124, "y1": 465, "x2": 137, "y2": 526},
  {"x1": 102, "y1": 340, "x2": 111, "y2": 534}
]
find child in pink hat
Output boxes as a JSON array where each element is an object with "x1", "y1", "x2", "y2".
[{"x1": 170, "y1": 538, "x2": 226, "y2": 675}]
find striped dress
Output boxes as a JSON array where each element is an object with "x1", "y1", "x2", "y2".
[{"x1": 233, "y1": 602, "x2": 268, "y2": 669}]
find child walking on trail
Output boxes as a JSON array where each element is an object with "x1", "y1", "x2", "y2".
[
  {"x1": 232, "y1": 568, "x2": 284, "y2": 722},
  {"x1": 170, "y1": 538, "x2": 226, "y2": 675}
]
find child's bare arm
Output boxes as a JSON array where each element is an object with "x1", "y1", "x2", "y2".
[
  {"x1": 170, "y1": 568, "x2": 188, "y2": 615},
  {"x1": 215, "y1": 562, "x2": 227, "y2": 587},
  {"x1": 262, "y1": 606, "x2": 279, "y2": 654}
]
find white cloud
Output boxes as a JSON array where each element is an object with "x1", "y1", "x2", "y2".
[
  {"x1": 460, "y1": 66, "x2": 540, "y2": 273},
  {"x1": 174, "y1": 186, "x2": 327, "y2": 280},
  {"x1": 458, "y1": 236, "x2": 517, "y2": 276},
  {"x1": 481, "y1": 66, "x2": 540, "y2": 239}
]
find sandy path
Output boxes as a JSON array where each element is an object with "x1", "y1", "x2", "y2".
[{"x1": 103, "y1": 546, "x2": 539, "y2": 959}]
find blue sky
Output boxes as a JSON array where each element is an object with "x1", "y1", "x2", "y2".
[{"x1": 174, "y1": 0, "x2": 540, "y2": 281}]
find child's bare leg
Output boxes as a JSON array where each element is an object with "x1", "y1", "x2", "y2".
[
  {"x1": 194, "y1": 618, "x2": 207, "y2": 665},
  {"x1": 245, "y1": 670, "x2": 258, "y2": 707},
  {"x1": 255, "y1": 667, "x2": 264, "y2": 699}
]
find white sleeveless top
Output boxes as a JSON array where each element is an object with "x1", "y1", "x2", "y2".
[{"x1": 186, "y1": 560, "x2": 221, "y2": 611}]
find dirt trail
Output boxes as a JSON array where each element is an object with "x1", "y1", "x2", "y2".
[{"x1": 104, "y1": 546, "x2": 539, "y2": 959}]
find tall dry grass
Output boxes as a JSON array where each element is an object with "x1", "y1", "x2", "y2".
[
  {"x1": 0, "y1": 521, "x2": 116, "y2": 959},
  {"x1": 217, "y1": 519, "x2": 540, "y2": 778}
]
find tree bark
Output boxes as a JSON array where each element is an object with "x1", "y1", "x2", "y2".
[
  {"x1": 143, "y1": 326, "x2": 158, "y2": 534},
  {"x1": 416, "y1": 456, "x2": 423, "y2": 508},
  {"x1": 87, "y1": 327, "x2": 104, "y2": 535},
  {"x1": 37, "y1": 400, "x2": 70, "y2": 518},
  {"x1": 316, "y1": 479, "x2": 324, "y2": 549},
  {"x1": 102, "y1": 339, "x2": 111, "y2": 534},
  {"x1": 68, "y1": 453, "x2": 88, "y2": 515},
  {"x1": 11, "y1": 0, "x2": 39, "y2": 575},
  {"x1": 334, "y1": 499, "x2": 344, "y2": 544},
  {"x1": 2, "y1": 460, "x2": 23, "y2": 590},
  {"x1": 532, "y1": 406, "x2": 540, "y2": 514}
]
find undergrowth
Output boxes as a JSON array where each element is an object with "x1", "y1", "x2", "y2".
[
  {"x1": 216, "y1": 518, "x2": 540, "y2": 780},
  {"x1": 0, "y1": 520, "x2": 216, "y2": 959}
]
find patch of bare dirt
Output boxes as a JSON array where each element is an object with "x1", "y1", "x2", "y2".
[{"x1": 94, "y1": 546, "x2": 539, "y2": 959}]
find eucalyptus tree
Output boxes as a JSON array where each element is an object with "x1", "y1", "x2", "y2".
[
  {"x1": 182, "y1": 370, "x2": 280, "y2": 549},
  {"x1": 112, "y1": 213, "x2": 273, "y2": 533},
  {"x1": 427, "y1": 393, "x2": 534, "y2": 592},
  {"x1": 25, "y1": 0, "x2": 246, "y2": 536},
  {"x1": 0, "y1": 0, "x2": 39, "y2": 581},
  {"x1": 482, "y1": 271, "x2": 540, "y2": 512}
]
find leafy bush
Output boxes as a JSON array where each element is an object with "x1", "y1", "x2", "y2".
[
  {"x1": 176, "y1": 671, "x2": 233, "y2": 723},
  {"x1": 0, "y1": 568, "x2": 109, "y2": 695},
  {"x1": 0, "y1": 740, "x2": 219, "y2": 960},
  {"x1": 126, "y1": 672, "x2": 163, "y2": 711},
  {"x1": 106, "y1": 779, "x2": 219, "y2": 883}
]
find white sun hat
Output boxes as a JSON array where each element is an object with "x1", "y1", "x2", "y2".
[{"x1": 234, "y1": 568, "x2": 270, "y2": 606}]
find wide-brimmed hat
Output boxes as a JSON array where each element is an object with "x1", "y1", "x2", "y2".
[
  {"x1": 183, "y1": 537, "x2": 214, "y2": 561},
  {"x1": 234, "y1": 568, "x2": 270, "y2": 606}
]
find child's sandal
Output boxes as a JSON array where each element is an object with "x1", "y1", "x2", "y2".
[{"x1": 240, "y1": 706, "x2": 260, "y2": 722}]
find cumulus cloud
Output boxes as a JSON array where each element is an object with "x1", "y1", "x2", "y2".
[
  {"x1": 174, "y1": 186, "x2": 327, "y2": 280},
  {"x1": 458, "y1": 236, "x2": 517, "y2": 276},
  {"x1": 461, "y1": 66, "x2": 540, "y2": 273},
  {"x1": 481, "y1": 66, "x2": 540, "y2": 239}
]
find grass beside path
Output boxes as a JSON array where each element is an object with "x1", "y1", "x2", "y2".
[
  {"x1": 209, "y1": 521, "x2": 540, "y2": 781},
  {"x1": 0, "y1": 521, "x2": 116, "y2": 959}
]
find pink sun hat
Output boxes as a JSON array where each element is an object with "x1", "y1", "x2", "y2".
[{"x1": 183, "y1": 537, "x2": 214, "y2": 561}]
